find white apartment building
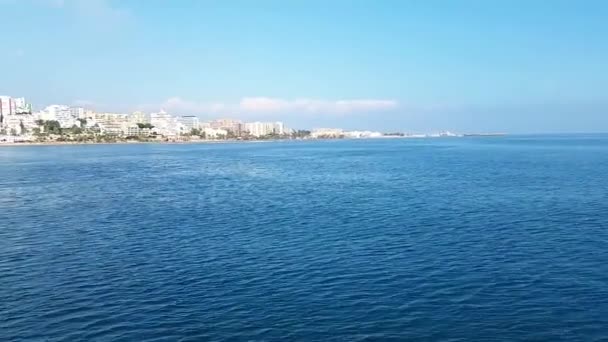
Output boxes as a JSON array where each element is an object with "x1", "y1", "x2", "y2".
[
  {"x1": 70, "y1": 107, "x2": 85, "y2": 119},
  {"x1": 150, "y1": 110, "x2": 172, "y2": 135},
  {"x1": 210, "y1": 118, "x2": 242, "y2": 132},
  {"x1": 150, "y1": 110, "x2": 185, "y2": 136},
  {"x1": 13, "y1": 98, "x2": 30, "y2": 113},
  {"x1": 243, "y1": 121, "x2": 286, "y2": 137},
  {"x1": 40, "y1": 105, "x2": 78, "y2": 128},
  {"x1": 0, "y1": 96, "x2": 32, "y2": 117},
  {"x1": 94, "y1": 112, "x2": 129, "y2": 122},
  {"x1": 244, "y1": 122, "x2": 271, "y2": 137},
  {"x1": 3, "y1": 114, "x2": 36, "y2": 135},
  {"x1": 0, "y1": 96, "x2": 16, "y2": 116},
  {"x1": 84, "y1": 110, "x2": 96, "y2": 120},
  {"x1": 273, "y1": 121, "x2": 285, "y2": 135},
  {"x1": 126, "y1": 126, "x2": 151, "y2": 136},
  {"x1": 130, "y1": 111, "x2": 148, "y2": 125},
  {"x1": 244, "y1": 122, "x2": 261, "y2": 137},
  {"x1": 178, "y1": 115, "x2": 200, "y2": 131},
  {"x1": 88, "y1": 112, "x2": 130, "y2": 134}
]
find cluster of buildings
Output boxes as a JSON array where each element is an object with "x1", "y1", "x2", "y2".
[
  {"x1": 0, "y1": 96, "x2": 35, "y2": 137},
  {"x1": 0, "y1": 96, "x2": 31, "y2": 115},
  {"x1": 309, "y1": 128, "x2": 385, "y2": 139},
  {"x1": 1, "y1": 94, "x2": 467, "y2": 143},
  {"x1": 0, "y1": 95, "x2": 291, "y2": 140}
]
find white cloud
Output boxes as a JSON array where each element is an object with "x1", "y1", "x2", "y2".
[
  {"x1": 154, "y1": 97, "x2": 399, "y2": 116},
  {"x1": 239, "y1": 97, "x2": 398, "y2": 114}
]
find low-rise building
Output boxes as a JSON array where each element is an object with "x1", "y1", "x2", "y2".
[
  {"x1": 3, "y1": 114, "x2": 36, "y2": 135},
  {"x1": 92, "y1": 112, "x2": 130, "y2": 135},
  {"x1": 126, "y1": 126, "x2": 152, "y2": 136},
  {"x1": 343, "y1": 131, "x2": 383, "y2": 138},
  {"x1": 202, "y1": 127, "x2": 227, "y2": 139},
  {"x1": 311, "y1": 128, "x2": 344, "y2": 138}
]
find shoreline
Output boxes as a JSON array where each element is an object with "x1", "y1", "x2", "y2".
[
  {"x1": 0, "y1": 139, "x2": 280, "y2": 147},
  {"x1": 0, "y1": 134, "x2": 513, "y2": 147}
]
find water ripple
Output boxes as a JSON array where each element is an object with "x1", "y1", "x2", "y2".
[{"x1": 1, "y1": 138, "x2": 608, "y2": 341}]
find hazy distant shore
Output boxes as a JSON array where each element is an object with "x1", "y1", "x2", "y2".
[
  {"x1": 0, "y1": 134, "x2": 510, "y2": 147},
  {"x1": 0, "y1": 139, "x2": 278, "y2": 147}
]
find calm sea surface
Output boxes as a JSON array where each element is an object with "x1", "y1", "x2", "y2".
[{"x1": 1, "y1": 136, "x2": 608, "y2": 341}]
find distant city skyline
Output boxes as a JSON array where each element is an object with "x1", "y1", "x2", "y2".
[{"x1": 1, "y1": 0, "x2": 607, "y2": 133}]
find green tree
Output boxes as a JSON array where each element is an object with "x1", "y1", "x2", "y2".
[
  {"x1": 70, "y1": 125, "x2": 83, "y2": 135},
  {"x1": 44, "y1": 120, "x2": 62, "y2": 135},
  {"x1": 292, "y1": 130, "x2": 311, "y2": 138},
  {"x1": 137, "y1": 123, "x2": 154, "y2": 129},
  {"x1": 77, "y1": 118, "x2": 87, "y2": 127}
]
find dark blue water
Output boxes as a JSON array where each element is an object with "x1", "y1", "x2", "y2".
[{"x1": 1, "y1": 136, "x2": 608, "y2": 341}]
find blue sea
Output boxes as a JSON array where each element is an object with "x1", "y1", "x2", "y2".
[{"x1": 1, "y1": 136, "x2": 608, "y2": 341}]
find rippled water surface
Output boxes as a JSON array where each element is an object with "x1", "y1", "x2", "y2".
[{"x1": 1, "y1": 136, "x2": 608, "y2": 341}]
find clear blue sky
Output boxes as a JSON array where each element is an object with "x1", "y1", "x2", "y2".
[{"x1": 1, "y1": 0, "x2": 607, "y2": 132}]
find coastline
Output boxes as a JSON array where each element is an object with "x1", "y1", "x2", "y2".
[
  {"x1": 0, "y1": 134, "x2": 511, "y2": 147},
  {"x1": 0, "y1": 139, "x2": 279, "y2": 147}
]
